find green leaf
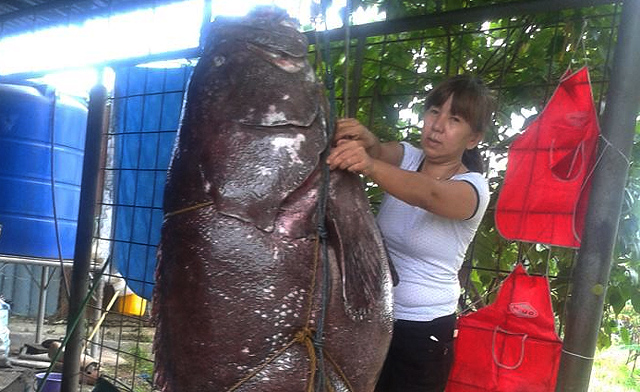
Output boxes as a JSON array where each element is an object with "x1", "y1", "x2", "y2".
[
  {"x1": 632, "y1": 291, "x2": 640, "y2": 313},
  {"x1": 620, "y1": 326, "x2": 631, "y2": 345},
  {"x1": 608, "y1": 286, "x2": 626, "y2": 315}
]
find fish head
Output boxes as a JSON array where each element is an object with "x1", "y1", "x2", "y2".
[
  {"x1": 193, "y1": 6, "x2": 321, "y2": 129},
  {"x1": 168, "y1": 6, "x2": 328, "y2": 231}
]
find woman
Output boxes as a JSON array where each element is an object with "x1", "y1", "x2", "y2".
[{"x1": 327, "y1": 75, "x2": 495, "y2": 392}]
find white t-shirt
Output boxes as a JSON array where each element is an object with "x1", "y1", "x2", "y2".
[{"x1": 376, "y1": 142, "x2": 490, "y2": 321}]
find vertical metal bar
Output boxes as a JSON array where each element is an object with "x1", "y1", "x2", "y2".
[
  {"x1": 60, "y1": 81, "x2": 108, "y2": 392},
  {"x1": 348, "y1": 36, "x2": 366, "y2": 118},
  {"x1": 35, "y1": 266, "x2": 48, "y2": 344},
  {"x1": 343, "y1": 0, "x2": 352, "y2": 117},
  {"x1": 90, "y1": 278, "x2": 104, "y2": 358},
  {"x1": 555, "y1": 1, "x2": 640, "y2": 390},
  {"x1": 199, "y1": 0, "x2": 212, "y2": 50}
]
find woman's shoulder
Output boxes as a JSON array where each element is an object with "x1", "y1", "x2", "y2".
[
  {"x1": 454, "y1": 172, "x2": 490, "y2": 220},
  {"x1": 455, "y1": 171, "x2": 487, "y2": 181},
  {"x1": 398, "y1": 141, "x2": 423, "y2": 170},
  {"x1": 454, "y1": 171, "x2": 489, "y2": 193}
]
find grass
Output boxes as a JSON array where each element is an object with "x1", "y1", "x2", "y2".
[{"x1": 590, "y1": 345, "x2": 639, "y2": 391}]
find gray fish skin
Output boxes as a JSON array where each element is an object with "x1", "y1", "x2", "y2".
[{"x1": 153, "y1": 7, "x2": 393, "y2": 392}]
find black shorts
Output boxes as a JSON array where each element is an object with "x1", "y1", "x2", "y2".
[{"x1": 375, "y1": 313, "x2": 456, "y2": 392}]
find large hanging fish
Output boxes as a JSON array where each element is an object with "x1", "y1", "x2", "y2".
[{"x1": 153, "y1": 7, "x2": 393, "y2": 391}]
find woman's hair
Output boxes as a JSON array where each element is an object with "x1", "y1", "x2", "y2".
[{"x1": 425, "y1": 75, "x2": 496, "y2": 173}]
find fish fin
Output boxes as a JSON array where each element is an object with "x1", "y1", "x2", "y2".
[{"x1": 327, "y1": 172, "x2": 391, "y2": 321}]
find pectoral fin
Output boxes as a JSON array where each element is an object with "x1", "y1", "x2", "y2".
[{"x1": 327, "y1": 171, "x2": 392, "y2": 320}]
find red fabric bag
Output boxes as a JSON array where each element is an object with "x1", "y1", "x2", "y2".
[
  {"x1": 495, "y1": 67, "x2": 599, "y2": 248},
  {"x1": 446, "y1": 264, "x2": 562, "y2": 392}
]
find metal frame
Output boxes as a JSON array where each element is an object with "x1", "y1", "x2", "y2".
[
  {"x1": 0, "y1": 1, "x2": 636, "y2": 390},
  {"x1": 0, "y1": 256, "x2": 72, "y2": 344},
  {"x1": 557, "y1": 0, "x2": 640, "y2": 389}
]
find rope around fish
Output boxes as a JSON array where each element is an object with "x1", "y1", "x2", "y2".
[
  {"x1": 163, "y1": 201, "x2": 215, "y2": 218},
  {"x1": 226, "y1": 237, "x2": 354, "y2": 392},
  {"x1": 164, "y1": 204, "x2": 354, "y2": 390}
]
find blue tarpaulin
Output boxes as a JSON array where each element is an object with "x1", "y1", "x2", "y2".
[{"x1": 111, "y1": 65, "x2": 193, "y2": 300}]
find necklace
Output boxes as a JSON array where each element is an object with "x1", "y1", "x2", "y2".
[
  {"x1": 435, "y1": 164, "x2": 462, "y2": 181},
  {"x1": 419, "y1": 158, "x2": 462, "y2": 181}
]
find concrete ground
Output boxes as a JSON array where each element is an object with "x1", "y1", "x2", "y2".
[{"x1": 7, "y1": 314, "x2": 156, "y2": 391}]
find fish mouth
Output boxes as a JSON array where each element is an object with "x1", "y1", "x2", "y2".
[{"x1": 246, "y1": 42, "x2": 305, "y2": 73}]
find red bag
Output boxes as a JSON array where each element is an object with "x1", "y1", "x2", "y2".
[
  {"x1": 446, "y1": 264, "x2": 562, "y2": 391},
  {"x1": 495, "y1": 67, "x2": 599, "y2": 248}
]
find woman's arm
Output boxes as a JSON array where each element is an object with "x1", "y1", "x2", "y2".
[
  {"x1": 327, "y1": 144, "x2": 478, "y2": 220},
  {"x1": 368, "y1": 160, "x2": 479, "y2": 220}
]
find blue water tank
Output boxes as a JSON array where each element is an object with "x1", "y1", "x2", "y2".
[{"x1": 0, "y1": 83, "x2": 88, "y2": 259}]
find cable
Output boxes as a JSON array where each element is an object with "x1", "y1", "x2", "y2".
[{"x1": 47, "y1": 87, "x2": 71, "y2": 298}]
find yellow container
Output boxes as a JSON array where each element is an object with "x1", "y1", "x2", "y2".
[{"x1": 116, "y1": 293, "x2": 147, "y2": 316}]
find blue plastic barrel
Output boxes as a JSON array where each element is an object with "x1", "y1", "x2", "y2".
[
  {"x1": 35, "y1": 372, "x2": 63, "y2": 392},
  {"x1": 0, "y1": 83, "x2": 88, "y2": 259}
]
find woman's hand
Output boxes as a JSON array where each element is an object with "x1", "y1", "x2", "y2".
[
  {"x1": 327, "y1": 139, "x2": 375, "y2": 175},
  {"x1": 333, "y1": 118, "x2": 380, "y2": 155},
  {"x1": 329, "y1": 118, "x2": 403, "y2": 171}
]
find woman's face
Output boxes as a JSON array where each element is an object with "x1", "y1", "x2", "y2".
[{"x1": 421, "y1": 95, "x2": 481, "y2": 163}]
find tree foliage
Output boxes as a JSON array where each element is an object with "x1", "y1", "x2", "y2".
[{"x1": 316, "y1": 0, "x2": 639, "y2": 347}]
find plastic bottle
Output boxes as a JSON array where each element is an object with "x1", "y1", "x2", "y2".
[{"x1": 0, "y1": 297, "x2": 10, "y2": 367}]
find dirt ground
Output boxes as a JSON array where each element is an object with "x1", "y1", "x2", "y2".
[{"x1": 8, "y1": 313, "x2": 156, "y2": 391}]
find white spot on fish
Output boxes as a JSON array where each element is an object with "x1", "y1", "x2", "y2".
[
  {"x1": 203, "y1": 180, "x2": 212, "y2": 193},
  {"x1": 271, "y1": 134, "x2": 306, "y2": 164},
  {"x1": 305, "y1": 68, "x2": 316, "y2": 82},
  {"x1": 262, "y1": 105, "x2": 288, "y2": 126},
  {"x1": 280, "y1": 19, "x2": 297, "y2": 28},
  {"x1": 241, "y1": 347, "x2": 250, "y2": 354},
  {"x1": 213, "y1": 56, "x2": 225, "y2": 66},
  {"x1": 282, "y1": 94, "x2": 290, "y2": 100},
  {"x1": 258, "y1": 166, "x2": 273, "y2": 176}
]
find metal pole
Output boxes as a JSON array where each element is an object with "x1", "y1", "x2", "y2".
[
  {"x1": 35, "y1": 266, "x2": 48, "y2": 344},
  {"x1": 556, "y1": 1, "x2": 640, "y2": 391},
  {"x1": 89, "y1": 278, "x2": 104, "y2": 358},
  {"x1": 60, "y1": 81, "x2": 107, "y2": 392},
  {"x1": 305, "y1": 0, "x2": 615, "y2": 44},
  {"x1": 0, "y1": 255, "x2": 73, "y2": 268}
]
